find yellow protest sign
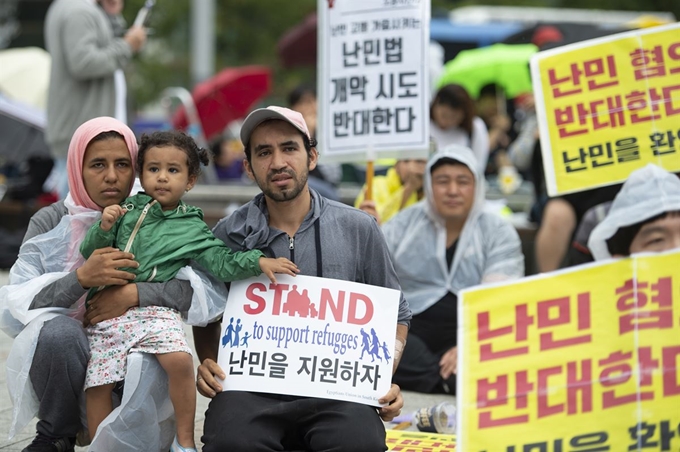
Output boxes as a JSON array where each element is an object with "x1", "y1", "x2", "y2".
[
  {"x1": 385, "y1": 430, "x2": 456, "y2": 451},
  {"x1": 531, "y1": 23, "x2": 680, "y2": 196},
  {"x1": 458, "y1": 249, "x2": 680, "y2": 451}
]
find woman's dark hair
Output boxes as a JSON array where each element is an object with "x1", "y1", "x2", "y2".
[
  {"x1": 606, "y1": 211, "x2": 676, "y2": 256},
  {"x1": 89, "y1": 130, "x2": 124, "y2": 144},
  {"x1": 430, "y1": 84, "x2": 475, "y2": 138},
  {"x1": 137, "y1": 131, "x2": 210, "y2": 178},
  {"x1": 288, "y1": 83, "x2": 316, "y2": 108}
]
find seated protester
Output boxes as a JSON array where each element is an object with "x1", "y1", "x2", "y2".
[
  {"x1": 355, "y1": 158, "x2": 427, "y2": 224},
  {"x1": 588, "y1": 164, "x2": 680, "y2": 259},
  {"x1": 194, "y1": 106, "x2": 408, "y2": 452},
  {"x1": 383, "y1": 145, "x2": 524, "y2": 394},
  {"x1": 507, "y1": 93, "x2": 622, "y2": 272},
  {"x1": 0, "y1": 117, "x2": 227, "y2": 452}
]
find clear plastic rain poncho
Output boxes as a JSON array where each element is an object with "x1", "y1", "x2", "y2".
[
  {"x1": 588, "y1": 164, "x2": 680, "y2": 260},
  {"x1": 0, "y1": 193, "x2": 228, "y2": 450},
  {"x1": 382, "y1": 145, "x2": 524, "y2": 315}
]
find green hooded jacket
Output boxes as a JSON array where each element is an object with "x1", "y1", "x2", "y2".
[{"x1": 81, "y1": 193, "x2": 263, "y2": 287}]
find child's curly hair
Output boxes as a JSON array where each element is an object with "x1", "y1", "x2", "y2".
[{"x1": 137, "y1": 131, "x2": 210, "y2": 178}]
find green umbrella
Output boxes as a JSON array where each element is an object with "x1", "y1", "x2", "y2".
[{"x1": 437, "y1": 43, "x2": 538, "y2": 99}]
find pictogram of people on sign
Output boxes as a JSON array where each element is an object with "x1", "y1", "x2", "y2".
[
  {"x1": 222, "y1": 317, "x2": 249, "y2": 348},
  {"x1": 359, "y1": 328, "x2": 390, "y2": 364},
  {"x1": 282, "y1": 285, "x2": 319, "y2": 318}
]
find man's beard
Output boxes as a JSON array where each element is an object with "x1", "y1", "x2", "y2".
[{"x1": 256, "y1": 168, "x2": 309, "y2": 202}]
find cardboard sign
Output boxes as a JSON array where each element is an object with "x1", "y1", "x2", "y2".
[
  {"x1": 217, "y1": 274, "x2": 400, "y2": 405},
  {"x1": 317, "y1": 0, "x2": 431, "y2": 163},
  {"x1": 531, "y1": 23, "x2": 680, "y2": 196},
  {"x1": 457, "y1": 249, "x2": 680, "y2": 451}
]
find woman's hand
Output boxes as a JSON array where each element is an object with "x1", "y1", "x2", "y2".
[
  {"x1": 85, "y1": 283, "x2": 139, "y2": 326},
  {"x1": 76, "y1": 247, "x2": 138, "y2": 289}
]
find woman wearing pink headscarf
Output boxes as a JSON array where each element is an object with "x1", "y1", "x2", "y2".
[{"x1": 0, "y1": 117, "x2": 226, "y2": 451}]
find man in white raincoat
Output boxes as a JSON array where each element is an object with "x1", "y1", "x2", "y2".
[
  {"x1": 383, "y1": 145, "x2": 524, "y2": 394},
  {"x1": 588, "y1": 164, "x2": 680, "y2": 259}
]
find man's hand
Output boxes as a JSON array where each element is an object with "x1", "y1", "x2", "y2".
[
  {"x1": 85, "y1": 283, "x2": 139, "y2": 326},
  {"x1": 124, "y1": 25, "x2": 147, "y2": 52},
  {"x1": 358, "y1": 200, "x2": 381, "y2": 224},
  {"x1": 76, "y1": 247, "x2": 138, "y2": 289},
  {"x1": 439, "y1": 346, "x2": 458, "y2": 380},
  {"x1": 378, "y1": 383, "x2": 403, "y2": 422},
  {"x1": 101, "y1": 205, "x2": 126, "y2": 232},
  {"x1": 196, "y1": 358, "x2": 225, "y2": 398}
]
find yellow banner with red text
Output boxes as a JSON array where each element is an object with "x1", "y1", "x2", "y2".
[
  {"x1": 458, "y1": 250, "x2": 680, "y2": 451},
  {"x1": 531, "y1": 23, "x2": 680, "y2": 196}
]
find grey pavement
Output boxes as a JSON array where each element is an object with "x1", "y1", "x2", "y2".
[{"x1": 0, "y1": 270, "x2": 454, "y2": 451}]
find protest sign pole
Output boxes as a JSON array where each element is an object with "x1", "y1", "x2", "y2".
[{"x1": 365, "y1": 161, "x2": 374, "y2": 201}]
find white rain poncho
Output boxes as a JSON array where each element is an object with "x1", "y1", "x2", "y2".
[
  {"x1": 588, "y1": 164, "x2": 680, "y2": 260},
  {"x1": 0, "y1": 194, "x2": 228, "y2": 450},
  {"x1": 382, "y1": 145, "x2": 524, "y2": 315}
]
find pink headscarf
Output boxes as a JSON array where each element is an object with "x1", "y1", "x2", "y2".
[{"x1": 66, "y1": 116, "x2": 139, "y2": 211}]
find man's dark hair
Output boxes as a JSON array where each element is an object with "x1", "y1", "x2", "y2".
[
  {"x1": 288, "y1": 83, "x2": 316, "y2": 107},
  {"x1": 606, "y1": 211, "x2": 676, "y2": 256},
  {"x1": 429, "y1": 157, "x2": 468, "y2": 175},
  {"x1": 243, "y1": 119, "x2": 317, "y2": 165},
  {"x1": 137, "y1": 131, "x2": 210, "y2": 178}
]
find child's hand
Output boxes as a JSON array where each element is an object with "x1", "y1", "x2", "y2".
[
  {"x1": 100, "y1": 205, "x2": 126, "y2": 232},
  {"x1": 259, "y1": 257, "x2": 299, "y2": 284}
]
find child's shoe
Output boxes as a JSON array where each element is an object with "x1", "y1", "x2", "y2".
[{"x1": 170, "y1": 436, "x2": 197, "y2": 452}]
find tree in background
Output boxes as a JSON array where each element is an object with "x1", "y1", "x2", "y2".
[
  {"x1": 124, "y1": 0, "x2": 315, "y2": 108},
  {"x1": 121, "y1": 0, "x2": 678, "y2": 111}
]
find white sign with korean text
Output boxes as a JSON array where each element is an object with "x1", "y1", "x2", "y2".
[
  {"x1": 216, "y1": 274, "x2": 400, "y2": 405},
  {"x1": 317, "y1": 0, "x2": 431, "y2": 163}
]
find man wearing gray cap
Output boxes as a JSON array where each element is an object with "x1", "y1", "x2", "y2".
[{"x1": 193, "y1": 106, "x2": 411, "y2": 451}]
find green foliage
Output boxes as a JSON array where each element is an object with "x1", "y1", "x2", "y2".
[
  {"x1": 123, "y1": 0, "x2": 316, "y2": 109},
  {"x1": 122, "y1": 0, "x2": 679, "y2": 111}
]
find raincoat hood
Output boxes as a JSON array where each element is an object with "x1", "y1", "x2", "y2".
[
  {"x1": 588, "y1": 164, "x2": 680, "y2": 260},
  {"x1": 423, "y1": 144, "x2": 485, "y2": 225}
]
